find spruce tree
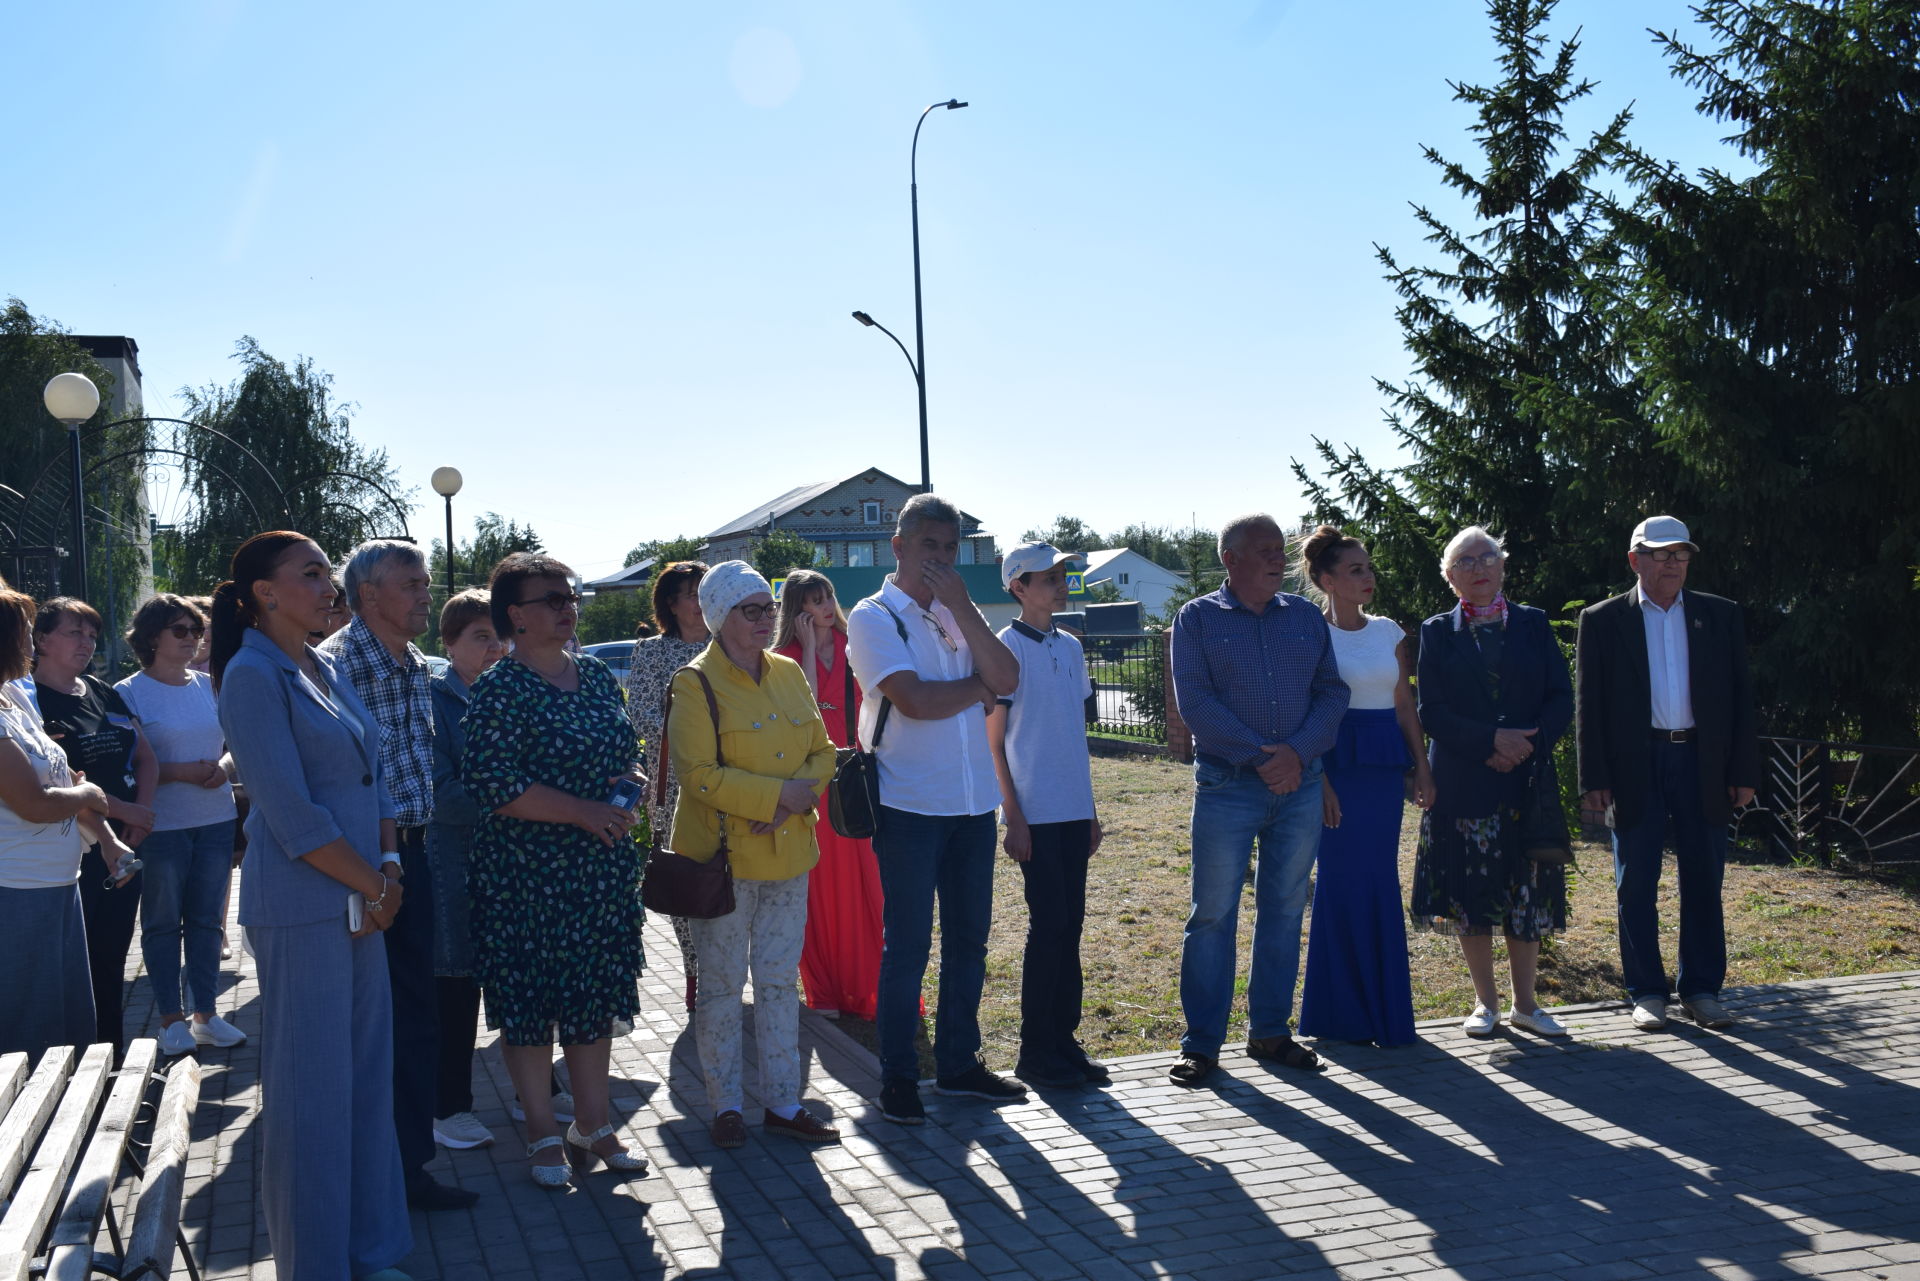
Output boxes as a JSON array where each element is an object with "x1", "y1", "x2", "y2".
[{"x1": 1293, "y1": 0, "x2": 1649, "y2": 625}]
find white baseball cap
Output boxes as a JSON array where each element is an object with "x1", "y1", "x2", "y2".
[
  {"x1": 1000, "y1": 542, "x2": 1082, "y2": 590},
  {"x1": 1631, "y1": 515, "x2": 1697, "y2": 551}
]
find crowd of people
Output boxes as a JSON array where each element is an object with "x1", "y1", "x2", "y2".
[{"x1": 0, "y1": 495, "x2": 1758, "y2": 1281}]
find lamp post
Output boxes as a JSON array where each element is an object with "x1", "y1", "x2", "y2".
[
  {"x1": 430, "y1": 466, "x2": 463, "y2": 600},
  {"x1": 42, "y1": 373, "x2": 102, "y2": 599},
  {"x1": 900, "y1": 98, "x2": 968, "y2": 492}
]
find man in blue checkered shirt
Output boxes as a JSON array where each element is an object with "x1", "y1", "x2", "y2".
[
  {"x1": 1167, "y1": 514, "x2": 1348, "y2": 1087},
  {"x1": 322, "y1": 539, "x2": 477, "y2": 1212}
]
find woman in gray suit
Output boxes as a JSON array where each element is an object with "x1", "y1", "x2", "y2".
[{"x1": 213, "y1": 530, "x2": 413, "y2": 1281}]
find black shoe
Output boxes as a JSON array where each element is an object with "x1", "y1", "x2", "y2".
[
  {"x1": 405, "y1": 1175, "x2": 479, "y2": 1211},
  {"x1": 1013, "y1": 1059, "x2": 1083, "y2": 1090},
  {"x1": 932, "y1": 1062, "x2": 1029, "y2": 1102},
  {"x1": 877, "y1": 1080, "x2": 925, "y2": 1125},
  {"x1": 1073, "y1": 1056, "x2": 1112, "y2": 1086},
  {"x1": 1168, "y1": 1052, "x2": 1216, "y2": 1087}
]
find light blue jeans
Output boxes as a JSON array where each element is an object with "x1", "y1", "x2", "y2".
[
  {"x1": 1179, "y1": 756, "x2": 1324, "y2": 1058},
  {"x1": 138, "y1": 819, "x2": 235, "y2": 1017}
]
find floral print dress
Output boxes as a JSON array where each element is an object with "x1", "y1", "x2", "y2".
[{"x1": 464, "y1": 655, "x2": 643, "y2": 1045}]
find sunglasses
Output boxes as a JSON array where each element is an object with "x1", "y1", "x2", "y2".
[
  {"x1": 165, "y1": 623, "x2": 207, "y2": 641},
  {"x1": 517, "y1": 591, "x2": 581, "y2": 612},
  {"x1": 732, "y1": 602, "x2": 775, "y2": 622}
]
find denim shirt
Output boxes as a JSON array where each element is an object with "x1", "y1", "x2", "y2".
[{"x1": 1171, "y1": 586, "x2": 1350, "y2": 769}]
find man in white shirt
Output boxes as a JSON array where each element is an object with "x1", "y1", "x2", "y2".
[
  {"x1": 846, "y1": 494, "x2": 1022, "y2": 1125},
  {"x1": 1576, "y1": 516, "x2": 1761, "y2": 1033}
]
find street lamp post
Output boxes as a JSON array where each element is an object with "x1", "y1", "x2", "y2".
[
  {"x1": 430, "y1": 467, "x2": 463, "y2": 601},
  {"x1": 42, "y1": 373, "x2": 103, "y2": 599},
  {"x1": 903, "y1": 99, "x2": 968, "y2": 492}
]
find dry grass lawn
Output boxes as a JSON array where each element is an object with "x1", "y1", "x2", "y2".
[{"x1": 832, "y1": 754, "x2": 1920, "y2": 1070}]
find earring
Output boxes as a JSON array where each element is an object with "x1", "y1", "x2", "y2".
[
  {"x1": 516, "y1": 626, "x2": 526, "y2": 634},
  {"x1": 266, "y1": 600, "x2": 278, "y2": 612}
]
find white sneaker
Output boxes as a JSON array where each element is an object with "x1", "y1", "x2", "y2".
[
  {"x1": 1461, "y1": 1004, "x2": 1500, "y2": 1037},
  {"x1": 191, "y1": 1015, "x2": 247, "y2": 1048},
  {"x1": 1508, "y1": 1006, "x2": 1569, "y2": 1037},
  {"x1": 509, "y1": 1092, "x2": 575, "y2": 1124},
  {"x1": 432, "y1": 1111, "x2": 497, "y2": 1149},
  {"x1": 1631, "y1": 996, "x2": 1669, "y2": 1031},
  {"x1": 157, "y1": 1021, "x2": 197, "y2": 1056}
]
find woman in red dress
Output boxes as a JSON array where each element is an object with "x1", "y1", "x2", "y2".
[{"x1": 772, "y1": 570, "x2": 885, "y2": 1021}]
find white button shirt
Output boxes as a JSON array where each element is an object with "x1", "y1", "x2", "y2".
[
  {"x1": 1635, "y1": 584, "x2": 1694, "y2": 730},
  {"x1": 846, "y1": 577, "x2": 998, "y2": 818}
]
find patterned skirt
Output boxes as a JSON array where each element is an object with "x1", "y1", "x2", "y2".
[{"x1": 1408, "y1": 806, "x2": 1566, "y2": 941}]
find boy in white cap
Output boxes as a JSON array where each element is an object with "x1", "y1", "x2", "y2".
[{"x1": 987, "y1": 543, "x2": 1106, "y2": 1089}]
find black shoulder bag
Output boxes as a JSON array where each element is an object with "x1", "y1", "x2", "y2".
[
  {"x1": 640, "y1": 666, "x2": 736, "y2": 918},
  {"x1": 827, "y1": 607, "x2": 909, "y2": 840}
]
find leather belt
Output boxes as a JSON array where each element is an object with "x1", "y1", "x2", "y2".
[{"x1": 1652, "y1": 728, "x2": 1696, "y2": 743}]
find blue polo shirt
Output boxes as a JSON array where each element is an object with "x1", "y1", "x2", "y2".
[{"x1": 1170, "y1": 586, "x2": 1348, "y2": 769}]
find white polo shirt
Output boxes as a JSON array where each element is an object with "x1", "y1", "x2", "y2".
[
  {"x1": 846, "y1": 577, "x2": 998, "y2": 818},
  {"x1": 996, "y1": 620, "x2": 1096, "y2": 826}
]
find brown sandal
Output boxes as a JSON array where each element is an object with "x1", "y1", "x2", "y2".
[
  {"x1": 1246, "y1": 1035, "x2": 1325, "y2": 1071},
  {"x1": 1168, "y1": 1052, "x2": 1217, "y2": 1086}
]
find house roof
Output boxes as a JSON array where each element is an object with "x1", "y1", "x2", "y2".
[
  {"x1": 1083, "y1": 548, "x2": 1186, "y2": 578},
  {"x1": 584, "y1": 558, "x2": 656, "y2": 591},
  {"x1": 705, "y1": 467, "x2": 982, "y2": 540}
]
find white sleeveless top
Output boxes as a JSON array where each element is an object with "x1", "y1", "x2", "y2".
[
  {"x1": 0, "y1": 691, "x2": 86, "y2": 889},
  {"x1": 1329, "y1": 615, "x2": 1406, "y2": 711}
]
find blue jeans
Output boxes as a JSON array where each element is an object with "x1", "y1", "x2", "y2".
[
  {"x1": 1180, "y1": 757, "x2": 1324, "y2": 1058},
  {"x1": 872, "y1": 806, "x2": 996, "y2": 1083},
  {"x1": 1613, "y1": 740, "x2": 1727, "y2": 1000},
  {"x1": 138, "y1": 820, "x2": 236, "y2": 1018}
]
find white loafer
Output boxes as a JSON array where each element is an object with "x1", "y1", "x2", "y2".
[
  {"x1": 1461, "y1": 1004, "x2": 1499, "y2": 1037},
  {"x1": 1508, "y1": 1006, "x2": 1569, "y2": 1037},
  {"x1": 1631, "y1": 996, "x2": 1669, "y2": 1031}
]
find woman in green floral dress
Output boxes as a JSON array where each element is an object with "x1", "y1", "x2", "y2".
[{"x1": 464, "y1": 553, "x2": 648, "y2": 1188}]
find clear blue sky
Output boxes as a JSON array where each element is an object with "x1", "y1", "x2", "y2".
[{"x1": 5, "y1": 1, "x2": 1738, "y2": 581}]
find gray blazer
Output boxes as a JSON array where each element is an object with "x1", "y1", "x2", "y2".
[{"x1": 219, "y1": 627, "x2": 396, "y2": 928}]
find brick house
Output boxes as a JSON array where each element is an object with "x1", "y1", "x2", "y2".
[{"x1": 700, "y1": 467, "x2": 996, "y2": 569}]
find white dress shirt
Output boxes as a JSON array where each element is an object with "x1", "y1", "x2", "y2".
[
  {"x1": 846, "y1": 577, "x2": 998, "y2": 818},
  {"x1": 1635, "y1": 584, "x2": 1694, "y2": 730}
]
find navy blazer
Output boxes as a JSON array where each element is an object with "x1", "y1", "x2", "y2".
[
  {"x1": 1416, "y1": 603, "x2": 1574, "y2": 820},
  {"x1": 219, "y1": 628, "x2": 396, "y2": 928}
]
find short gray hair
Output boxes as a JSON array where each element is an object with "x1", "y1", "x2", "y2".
[
  {"x1": 1217, "y1": 513, "x2": 1281, "y2": 564},
  {"x1": 1439, "y1": 525, "x2": 1505, "y2": 577},
  {"x1": 342, "y1": 539, "x2": 427, "y2": 614},
  {"x1": 896, "y1": 493, "x2": 962, "y2": 542}
]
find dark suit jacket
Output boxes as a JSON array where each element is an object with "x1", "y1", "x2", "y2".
[
  {"x1": 1574, "y1": 588, "x2": 1762, "y2": 831},
  {"x1": 1416, "y1": 603, "x2": 1573, "y2": 820}
]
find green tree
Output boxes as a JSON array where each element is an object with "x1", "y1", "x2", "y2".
[
  {"x1": 1292, "y1": 0, "x2": 1649, "y2": 627},
  {"x1": 1018, "y1": 515, "x2": 1106, "y2": 554},
  {"x1": 625, "y1": 534, "x2": 706, "y2": 571},
  {"x1": 577, "y1": 589, "x2": 651, "y2": 645},
  {"x1": 421, "y1": 513, "x2": 544, "y2": 649},
  {"x1": 1613, "y1": 0, "x2": 1920, "y2": 743},
  {"x1": 1109, "y1": 522, "x2": 1218, "y2": 577},
  {"x1": 751, "y1": 529, "x2": 819, "y2": 582},
  {"x1": 174, "y1": 339, "x2": 411, "y2": 591}
]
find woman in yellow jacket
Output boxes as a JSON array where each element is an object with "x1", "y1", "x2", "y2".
[{"x1": 668, "y1": 561, "x2": 839, "y2": 1150}]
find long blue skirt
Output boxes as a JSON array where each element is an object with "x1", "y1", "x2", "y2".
[{"x1": 1298, "y1": 709, "x2": 1418, "y2": 1047}]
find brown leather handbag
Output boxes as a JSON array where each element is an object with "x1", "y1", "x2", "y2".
[{"x1": 639, "y1": 666, "x2": 736, "y2": 919}]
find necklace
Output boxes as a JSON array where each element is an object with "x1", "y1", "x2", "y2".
[{"x1": 515, "y1": 650, "x2": 575, "y2": 684}]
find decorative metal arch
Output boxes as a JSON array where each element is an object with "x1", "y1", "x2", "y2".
[{"x1": 283, "y1": 470, "x2": 412, "y2": 544}]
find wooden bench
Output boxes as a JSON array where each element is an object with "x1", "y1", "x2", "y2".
[{"x1": 0, "y1": 1039, "x2": 201, "y2": 1281}]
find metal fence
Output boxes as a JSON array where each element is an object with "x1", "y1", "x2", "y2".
[
  {"x1": 1082, "y1": 632, "x2": 1168, "y2": 746},
  {"x1": 1736, "y1": 735, "x2": 1920, "y2": 869}
]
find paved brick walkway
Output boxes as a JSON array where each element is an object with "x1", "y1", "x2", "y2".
[{"x1": 124, "y1": 910, "x2": 1919, "y2": 1280}]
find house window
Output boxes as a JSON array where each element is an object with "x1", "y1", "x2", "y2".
[
  {"x1": 848, "y1": 542, "x2": 874, "y2": 567},
  {"x1": 1118, "y1": 572, "x2": 1130, "y2": 585},
  {"x1": 863, "y1": 501, "x2": 881, "y2": 524},
  {"x1": 813, "y1": 544, "x2": 830, "y2": 566}
]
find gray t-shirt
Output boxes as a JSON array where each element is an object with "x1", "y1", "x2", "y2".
[{"x1": 995, "y1": 621, "x2": 1096, "y2": 826}]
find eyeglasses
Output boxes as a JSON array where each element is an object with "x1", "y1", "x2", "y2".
[
  {"x1": 1639, "y1": 546, "x2": 1694, "y2": 564},
  {"x1": 1450, "y1": 552, "x2": 1504, "y2": 573},
  {"x1": 921, "y1": 612, "x2": 958, "y2": 653},
  {"x1": 165, "y1": 623, "x2": 206, "y2": 640},
  {"x1": 731, "y1": 602, "x2": 774, "y2": 622},
  {"x1": 516, "y1": 591, "x2": 581, "y2": 612}
]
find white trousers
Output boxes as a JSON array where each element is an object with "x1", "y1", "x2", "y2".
[{"x1": 690, "y1": 872, "x2": 809, "y2": 1115}]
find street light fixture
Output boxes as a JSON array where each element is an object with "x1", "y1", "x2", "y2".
[
  {"x1": 908, "y1": 98, "x2": 967, "y2": 493},
  {"x1": 430, "y1": 466, "x2": 463, "y2": 600},
  {"x1": 42, "y1": 372, "x2": 102, "y2": 599}
]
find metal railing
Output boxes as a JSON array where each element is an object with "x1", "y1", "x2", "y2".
[
  {"x1": 1081, "y1": 632, "x2": 1168, "y2": 746},
  {"x1": 1736, "y1": 735, "x2": 1920, "y2": 869}
]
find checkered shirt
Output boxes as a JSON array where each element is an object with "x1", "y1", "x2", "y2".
[{"x1": 319, "y1": 616, "x2": 436, "y2": 826}]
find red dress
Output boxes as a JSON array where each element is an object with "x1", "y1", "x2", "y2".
[{"x1": 776, "y1": 630, "x2": 887, "y2": 1020}]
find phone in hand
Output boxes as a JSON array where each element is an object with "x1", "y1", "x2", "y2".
[
  {"x1": 607, "y1": 778, "x2": 643, "y2": 812},
  {"x1": 347, "y1": 891, "x2": 365, "y2": 933}
]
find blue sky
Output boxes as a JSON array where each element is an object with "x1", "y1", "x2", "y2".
[{"x1": 5, "y1": 1, "x2": 1740, "y2": 580}]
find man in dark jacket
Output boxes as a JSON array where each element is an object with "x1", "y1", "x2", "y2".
[{"x1": 1576, "y1": 516, "x2": 1761, "y2": 1032}]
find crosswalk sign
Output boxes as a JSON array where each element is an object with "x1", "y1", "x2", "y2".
[
  {"x1": 1066, "y1": 572, "x2": 1086, "y2": 596},
  {"x1": 770, "y1": 577, "x2": 786, "y2": 601}
]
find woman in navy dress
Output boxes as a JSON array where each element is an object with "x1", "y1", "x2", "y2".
[{"x1": 1298, "y1": 528, "x2": 1433, "y2": 1047}]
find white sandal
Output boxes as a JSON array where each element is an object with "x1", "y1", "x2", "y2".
[
  {"x1": 567, "y1": 1122, "x2": 648, "y2": 1175},
  {"x1": 527, "y1": 1135, "x2": 572, "y2": 1189}
]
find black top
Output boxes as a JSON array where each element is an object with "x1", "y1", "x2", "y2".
[{"x1": 36, "y1": 674, "x2": 140, "y2": 804}]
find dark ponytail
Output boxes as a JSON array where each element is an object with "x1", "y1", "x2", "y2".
[
  {"x1": 1295, "y1": 524, "x2": 1365, "y2": 592},
  {"x1": 210, "y1": 530, "x2": 312, "y2": 690}
]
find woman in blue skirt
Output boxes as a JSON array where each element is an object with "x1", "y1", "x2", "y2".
[{"x1": 1297, "y1": 527, "x2": 1434, "y2": 1047}]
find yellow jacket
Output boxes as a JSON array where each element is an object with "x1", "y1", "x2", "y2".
[{"x1": 666, "y1": 643, "x2": 836, "y2": 881}]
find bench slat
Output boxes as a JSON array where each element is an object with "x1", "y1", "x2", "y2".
[
  {"x1": 122, "y1": 1057, "x2": 199, "y2": 1281},
  {"x1": 0, "y1": 1043, "x2": 111, "y2": 1281},
  {"x1": 0, "y1": 1047, "x2": 74, "y2": 1206},
  {"x1": 42, "y1": 1040, "x2": 158, "y2": 1281},
  {"x1": 0, "y1": 1056, "x2": 25, "y2": 1122}
]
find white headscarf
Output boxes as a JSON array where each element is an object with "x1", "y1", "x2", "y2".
[{"x1": 697, "y1": 560, "x2": 773, "y2": 634}]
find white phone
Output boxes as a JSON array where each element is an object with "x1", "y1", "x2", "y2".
[{"x1": 347, "y1": 891, "x2": 366, "y2": 932}]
